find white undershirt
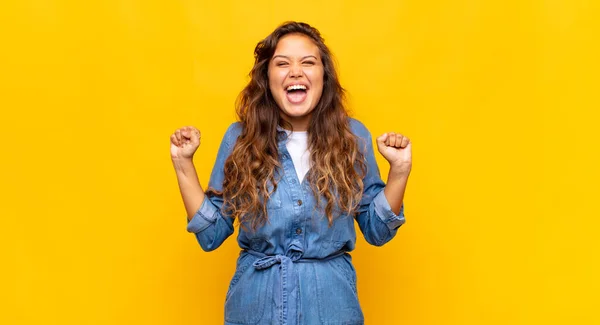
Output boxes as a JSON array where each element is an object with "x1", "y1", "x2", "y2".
[{"x1": 284, "y1": 131, "x2": 311, "y2": 183}]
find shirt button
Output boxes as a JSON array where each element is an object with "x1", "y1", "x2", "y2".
[
  {"x1": 297, "y1": 199, "x2": 303, "y2": 206},
  {"x1": 296, "y1": 228, "x2": 302, "y2": 235}
]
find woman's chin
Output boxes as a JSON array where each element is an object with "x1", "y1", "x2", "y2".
[
  {"x1": 281, "y1": 102, "x2": 315, "y2": 117},
  {"x1": 282, "y1": 108, "x2": 312, "y2": 119}
]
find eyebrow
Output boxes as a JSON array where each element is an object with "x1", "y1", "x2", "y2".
[{"x1": 272, "y1": 55, "x2": 318, "y2": 60}]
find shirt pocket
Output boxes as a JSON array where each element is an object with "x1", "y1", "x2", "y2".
[
  {"x1": 225, "y1": 253, "x2": 271, "y2": 324},
  {"x1": 330, "y1": 255, "x2": 358, "y2": 294},
  {"x1": 260, "y1": 183, "x2": 282, "y2": 210},
  {"x1": 266, "y1": 188, "x2": 282, "y2": 209},
  {"x1": 225, "y1": 253, "x2": 253, "y2": 298},
  {"x1": 249, "y1": 236, "x2": 271, "y2": 252},
  {"x1": 319, "y1": 240, "x2": 346, "y2": 257},
  {"x1": 315, "y1": 256, "x2": 363, "y2": 323}
]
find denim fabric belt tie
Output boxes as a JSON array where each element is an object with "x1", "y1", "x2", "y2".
[{"x1": 245, "y1": 241, "x2": 346, "y2": 325}]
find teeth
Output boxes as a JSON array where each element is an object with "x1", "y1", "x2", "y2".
[{"x1": 286, "y1": 84, "x2": 307, "y2": 91}]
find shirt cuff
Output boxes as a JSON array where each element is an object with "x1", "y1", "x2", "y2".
[
  {"x1": 373, "y1": 190, "x2": 406, "y2": 230},
  {"x1": 186, "y1": 198, "x2": 219, "y2": 233}
]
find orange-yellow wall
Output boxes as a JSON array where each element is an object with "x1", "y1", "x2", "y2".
[{"x1": 1, "y1": 0, "x2": 599, "y2": 324}]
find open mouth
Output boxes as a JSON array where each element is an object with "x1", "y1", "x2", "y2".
[{"x1": 286, "y1": 84, "x2": 308, "y2": 104}]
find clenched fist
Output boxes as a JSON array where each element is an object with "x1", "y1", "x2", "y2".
[
  {"x1": 170, "y1": 126, "x2": 201, "y2": 159},
  {"x1": 376, "y1": 132, "x2": 412, "y2": 177}
]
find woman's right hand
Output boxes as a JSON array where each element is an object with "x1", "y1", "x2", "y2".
[{"x1": 170, "y1": 126, "x2": 201, "y2": 160}]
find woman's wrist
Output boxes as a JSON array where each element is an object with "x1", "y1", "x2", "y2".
[
  {"x1": 172, "y1": 157, "x2": 195, "y2": 173},
  {"x1": 388, "y1": 164, "x2": 411, "y2": 181}
]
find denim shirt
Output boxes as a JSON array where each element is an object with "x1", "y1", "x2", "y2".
[{"x1": 187, "y1": 118, "x2": 406, "y2": 325}]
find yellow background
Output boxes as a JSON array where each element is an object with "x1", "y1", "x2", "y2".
[{"x1": 1, "y1": 0, "x2": 598, "y2": 324}]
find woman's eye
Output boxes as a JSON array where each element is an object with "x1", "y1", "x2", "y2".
[
  {"x1": 276, "y1": 62, "x2": 289, "y2": 67},
  {"x1": 303, "y1": 61, "x2": 315, "y2": 66}
]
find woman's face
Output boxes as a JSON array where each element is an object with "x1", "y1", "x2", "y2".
[{"x1": 268, "y1": 33, "x2": 324, "y2": 131}]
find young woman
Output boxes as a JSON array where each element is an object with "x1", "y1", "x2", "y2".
[{"x1": 171, "y1": 21, "x2": 411, "y2": 325}]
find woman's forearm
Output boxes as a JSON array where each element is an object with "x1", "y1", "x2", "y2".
[
  {"x1": 383, "y1": 168, "x2": 409, "y2": 215},
  {"x1": 172, "y1": 158, "x2": 206, "y2": 221}
]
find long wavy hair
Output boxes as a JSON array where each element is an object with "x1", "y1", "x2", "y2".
[{"x1": 211, "y1": 21, "x2": 367, "y2": 231}]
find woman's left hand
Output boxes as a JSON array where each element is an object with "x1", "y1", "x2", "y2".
[{"x1": 376, "y1": 132, "x2": 412, "y2": 177}]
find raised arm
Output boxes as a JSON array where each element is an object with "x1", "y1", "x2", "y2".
[
  {"x1": 170, "y1": 126, "x2": 206, "y2": 221},
  {"x1": 353, "y1": 120, "x2": 412, "y2": 246},
  {"x1": 170, "y1": 123, "x2": 241, "y2": 251}
]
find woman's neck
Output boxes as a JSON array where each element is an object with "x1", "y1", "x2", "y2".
[{"x1": 279, "y1": 114, "x2": 311, "y2": 132}]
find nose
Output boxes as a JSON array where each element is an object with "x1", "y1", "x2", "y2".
[{"x1": 289, "y1": 62, "x2": 303, "y2": 78}]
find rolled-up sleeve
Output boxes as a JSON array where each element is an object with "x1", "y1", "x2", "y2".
[
  {"x1": 352, "y1": 120, "x2": 406, "y2": 246},
  {"x1": 186, "y1": 195, "x2": 229, "y2": 233},
  {"x1": 372, "y1": 189, "x2": 406, "y2": 230},
  {"x1": 186, "y1": 123, "x2": 240, "y2": 251}
]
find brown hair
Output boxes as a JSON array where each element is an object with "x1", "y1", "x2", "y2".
[{"x1": 213, "y1": 21, "x2": 367, "y2": 231}]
